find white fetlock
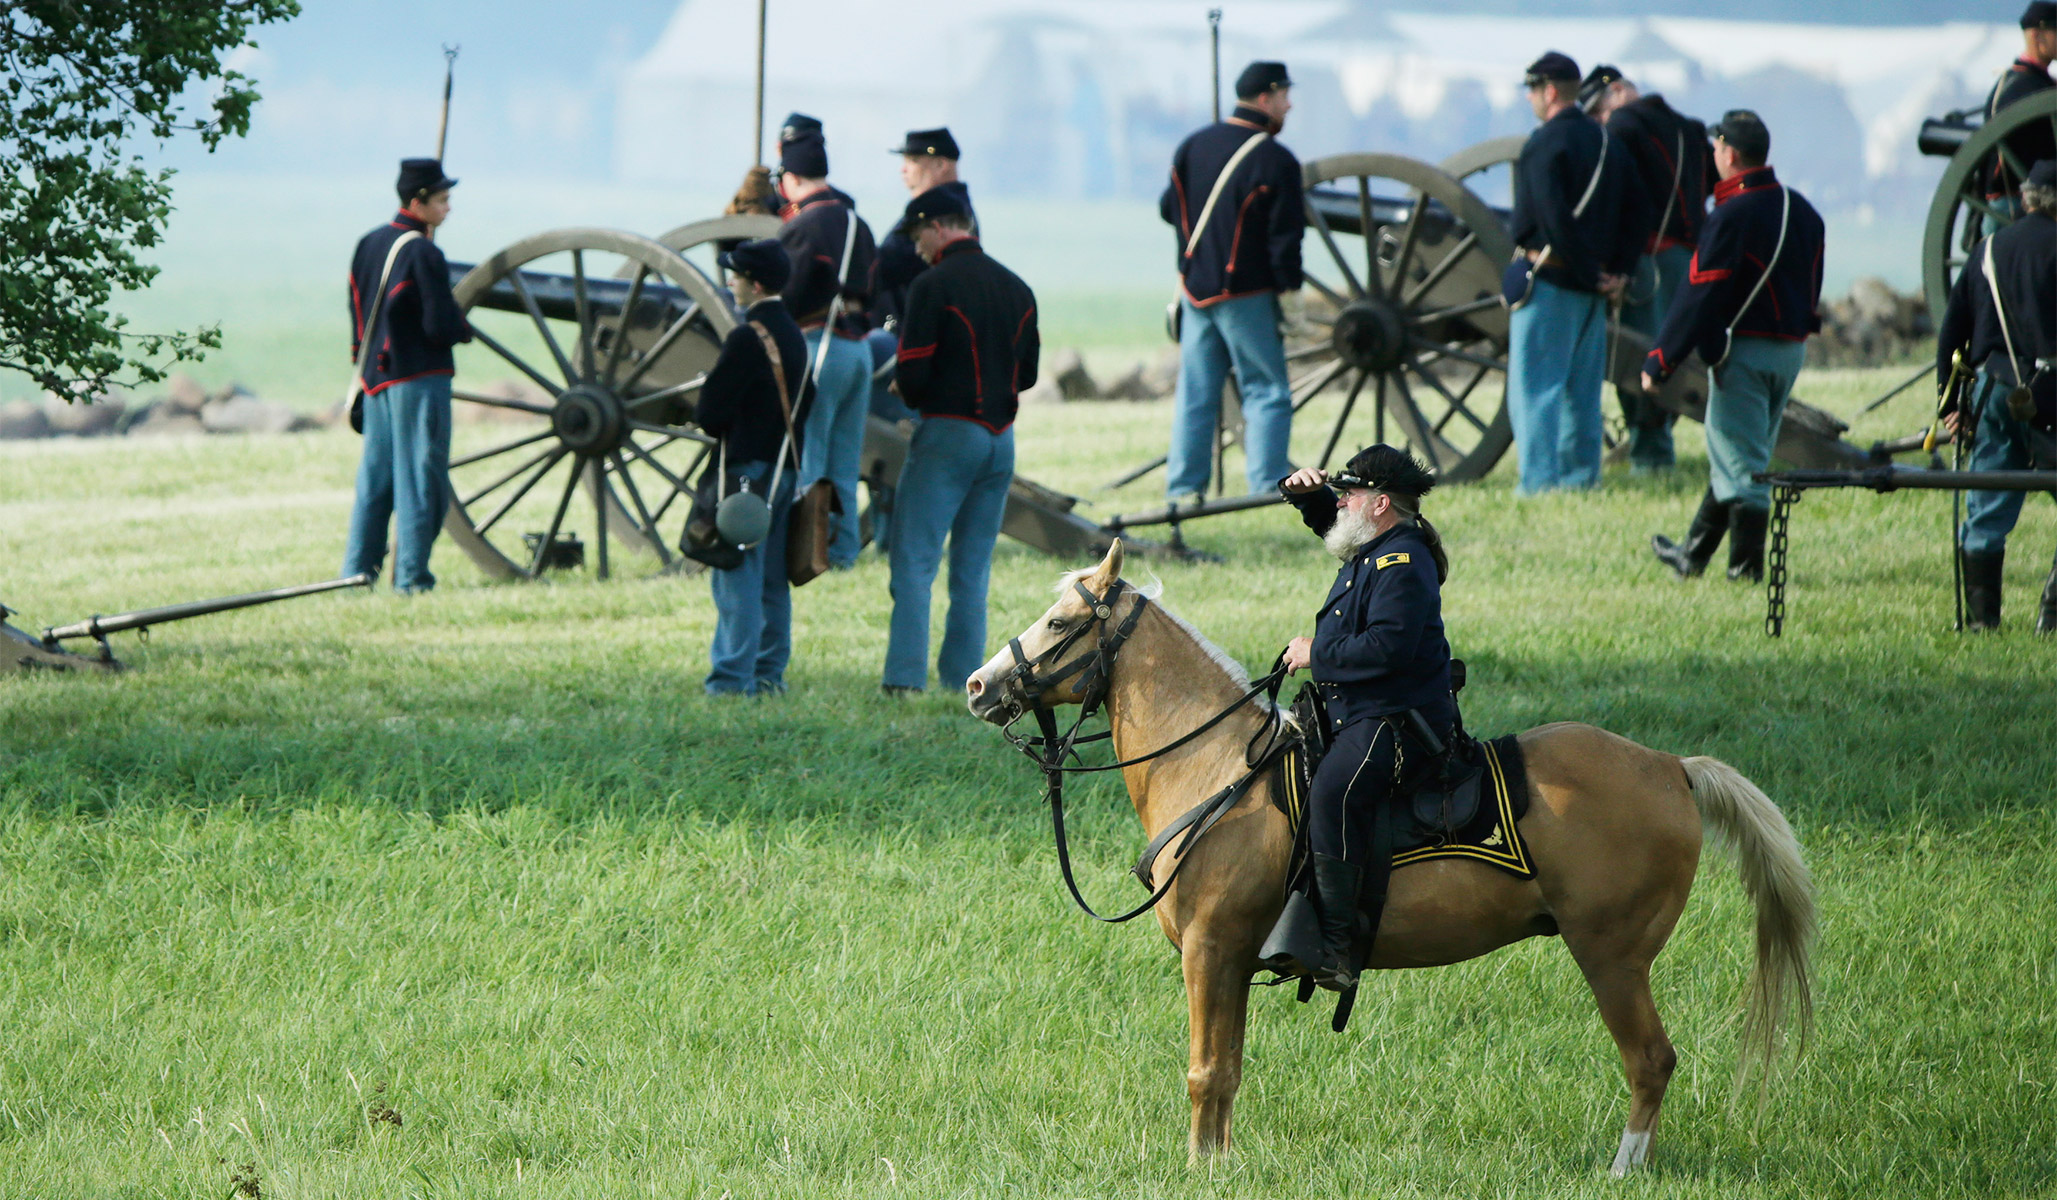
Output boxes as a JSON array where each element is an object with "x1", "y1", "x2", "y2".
[{"x1": 1608, "y1": 1129, "x2": 1652, "y2": 1177}]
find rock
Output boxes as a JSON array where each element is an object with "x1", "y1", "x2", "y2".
[
  {"x1": 457, "y1": 378, "x2": 553, "y2": 423},
  {"x1": 1099, "y1": 363, "x2": 1158, "y2": 401},
  {"x1": 125, "y1": 405, "x2": 208, "y2": 436},
  {"x1": 165, "y1": 372, "x2": 208, "y2": 414},
  {"x1": 1145, "y1": 346, "x2": 1180, "y2": 397},
  {"x1": 0, "y1": 400, "x2": 52, "y2": 440},
  {"x1": 1050, "y1": 349, "x2": 1098, "y2": 400},
  {"x1": 41, "y1": 391, "x2": 125, "y2": 436},
  {"x1": 200, "y1": 393, "x2": 303, "y2": 435},
  {"x1": 1019, "y1": 375, "x2": 1064, "y2": 405}
]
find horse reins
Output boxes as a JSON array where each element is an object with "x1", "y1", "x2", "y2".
[{"x1": 998, "y1": 578, "x2": 1292, "y2": 923}]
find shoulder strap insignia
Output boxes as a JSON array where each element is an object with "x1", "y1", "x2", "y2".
[{"x1": 1375, "y1": 552, "x2": 1411, "y2": 570}]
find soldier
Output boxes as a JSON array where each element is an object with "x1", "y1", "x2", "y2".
[
  {"x1": 775, "y1": 113, "x2": 877, "y2": 571},
  {"x1": 1938, "y1": 159, "x2": 2057, "y2": 632},
  {"x1": 1159, "y1": 61, "x2": 1305, "y2": 503},
  {"x1": 1980, "y1": 3, "x2": 2057, "y2": 233},
  {"x1": 1265, "y1": 446, "x2": 1456, "y2": 992},
  {"x1": 1581, "y1": 64, "x2": 1713, "y2": 473},
  {"x1": 698, "y1": 239, "x2": 813, "y2": 696},
  {"x1": 1506, "y1": 52, "x2": 1643, "y2": 496},
  {"x1": 1645, "y1": 112, "x2": 1825, "y2": 585},
  {"x1": 883, "y1": 187, "x2": 1039, "y2": 695},
  {"x1": 342, "y1": 157, "x2": 472, "y2": 594}
]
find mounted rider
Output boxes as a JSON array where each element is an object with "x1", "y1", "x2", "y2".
[{"x1": 1262, "y1": 445, "x2": 1456, "y2": 991}]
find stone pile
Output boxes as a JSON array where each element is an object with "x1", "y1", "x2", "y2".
[
  {"x1": 1808, "y1": 277, "x2": 1934, "y2": 369},
  {"x1": 0, "y1": 373, "x2": 326, "y2": 441}
]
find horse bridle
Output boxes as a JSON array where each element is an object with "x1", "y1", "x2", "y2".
[{"x1": 997, "y1": 577, "x2": 1290, "y2": 924}]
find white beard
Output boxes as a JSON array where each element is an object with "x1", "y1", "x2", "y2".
[{"x1": 1323, "y1": 503, "x2": 1380, "y2": 561}]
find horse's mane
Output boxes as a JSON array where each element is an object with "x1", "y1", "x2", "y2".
[{"x1": 1055, "y1": 567, "x2": 1274, "y2": 713}]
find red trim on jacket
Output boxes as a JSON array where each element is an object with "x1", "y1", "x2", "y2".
[
  {"x1": 1712, "y1": 165, "x2": 1774, "y2": 205},
  {"x1": 896, "y1": 343, "x2": 937, "y2": 361},
  {"x1": 924, "y1": 412, "x2": 1013, "y2": 434},
  {"x1": 362, "y1": 366, "x2": 454, "y2": 397},
  {"x1": 945, "y1": 304, "x2": 982, "y2": 405},
  {"x1": 1686, "y1": 250, "x2": 1731, "y2": 285}
]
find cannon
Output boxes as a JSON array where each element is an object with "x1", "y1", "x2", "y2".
[
  {"x1": 439, "y1": 215, "x2": 1129, "y2": 582},
  {"x1": 1919, "y1": 89, "x2": 2057, "y2": 324},
  {"x1": 1100, "y1": 135, "x2": 1871, "y2": 536},
  {"x1": 2, "y1": 574, "x2": 373, "y2": 673}
]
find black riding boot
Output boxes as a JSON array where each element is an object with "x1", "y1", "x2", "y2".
[
  {"x1": 1309, "y1": 853, "x2": 1366, "y2": 993},
  {"x1": 1726, "y1": 504, "x2": 1771, "y2": 583},
  {"x1": 1651, "y1": 490, "x2": 1729, "y2": 578},
  {"x1": 2036, "y1": 561, "x2": 2057, "y2": 636},
  {"x1": 1961, "y1": 548, "x2": 2004, "y2": 631}
]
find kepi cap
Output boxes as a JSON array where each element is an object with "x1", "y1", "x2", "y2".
[
  {"x1": 1235, "y1": 61, "x2": 1292, "y2": 100},
  {"x1": 780, "y1": 131, "x2": 828, "y2": 178},
  {"x1": 1578, "y1": 64, "x2": 1625, "y2": 110},
  {"x1": 396, "y1": 157, "x2": 457, "y2": 202},
  {"x1": 890, "y1": 127, "x2": 960, "y2": 159},
  {"x1": 2029, "y1": 159, "x2": 2057, "y2": 188},
  {"x1": 717, "y1": 238, "x2": 792, "y2": 293},
  {"x1": 1332, "y1": 444, "x2": 1436, "y2": 497},
  {"x1": 2022, "y1": 2, "x2": 2056, "y2": 29},
  {"x1": 1712, "y1": 109, "x2": 1771, "y2": 164},
  {"x1": 1524, "y1": 51, "x2": 1580, "y2": 87},
  {"x1": 778, "y1": 113, "x2": 822, "y2": 142},
  {"x1": 900, "y1": 185, "x2": 973, "y2": 233}
]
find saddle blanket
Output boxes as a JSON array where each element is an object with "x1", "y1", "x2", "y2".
[{"x1": 1277, "y1": 732, "x2": 1536, "y2": 880}]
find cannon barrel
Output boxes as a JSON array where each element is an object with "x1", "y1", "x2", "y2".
[
  {"x1": 1918, "y1": 111, "x2": 1979, "y2": 158},
  {"x1": 1304, "y1": 187, "x2": 1505, "y2": 240},
  {"x1": 446, "y1": 262, "x2": 708, "y2": 324},
  {"x1": 42, "y1": 574, "x2": 374, "y2": 646}
]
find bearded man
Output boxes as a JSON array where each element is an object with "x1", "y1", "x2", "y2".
[{"x1": 1266, "y1": 446, "x2": 1455, "y2": 991}]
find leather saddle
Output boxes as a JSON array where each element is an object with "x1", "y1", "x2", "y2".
[{"x1": 1286, "y1": 665, "x2": 1485, "y2": 848}]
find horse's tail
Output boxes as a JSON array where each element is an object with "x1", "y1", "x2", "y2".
[{"x1": 1681, "y1": 755, "x2": 1816, "y2": 1096}]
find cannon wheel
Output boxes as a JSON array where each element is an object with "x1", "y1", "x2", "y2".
[
  {"x1": 650, "y1": 214, "x2": 784, "y2": 279},
  {"x1": 1924, "y1": 89, "x2": 2057, "y2": 326},
  {"x1": 443, "y1": 228, "x2": 733, "y2": 581},
  {"x1": 1293, "y1": 153, "x2": 1516, "y2": 481},
  {"x1": 1438, "y1": 135, "x2": 1524, "y2": 201}
]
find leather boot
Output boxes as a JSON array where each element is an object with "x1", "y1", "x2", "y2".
[
  {"x1": 1256, "y1": 887, "x2": 1325, "y2": 978},
  {"x1": 2036, "y1": 562, "x2": 2057, "y2": 636},
  {"x1": 1961, "y1": 548, "x2": 2004, "y2": 631},
  {"x1": 1651, "y1": 490, "x2": 1729, "y2": 578},
  {"x1": 1309, "y1": 853, "x2": 1366, "y2": 993},
  {"x1": 1726, "y1": 505, "x2": 1771, "y2": 582}
]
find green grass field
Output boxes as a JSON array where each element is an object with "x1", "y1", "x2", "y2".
[{"x1": 3, "y1": 368, "x2": 2054, "y2": 1198}]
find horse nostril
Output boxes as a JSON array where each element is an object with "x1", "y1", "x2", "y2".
[{"x1": 967, "y1": 676, "x2": 984, "y2": 696}]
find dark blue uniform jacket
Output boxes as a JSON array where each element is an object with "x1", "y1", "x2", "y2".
[
  {"x1": 1939, "y1": 212, "x2": 2056, "y2": 413},
  {"x1": 871, "y1": 181, "x2": 975, "y2": 330},
  {"x1": 1607, "y1": 95, "x2": 1712, "y2": 254},
  {"x1": 1285, "y1": 489, "x2": 1453, "y2": 731},
  {"x1": 778, "y1": 187, "x2": 876, "y2": 335},
  {"x1": 1984, "y1": 58, "x2": 2057, "y2": 198},
  {"x1": 697, "y1": 297, "x2": 814, "y2": 466},
  {"x1": 1159, "y1": 104, "x2": 1305, "y2": 305},
  {"x1": 895, "y1": 239, "x2": 1038, "y2": 433},
  {"x1": 1644, "y1": 167, "x2": 1824, "y2": 382},
  {"x1": 1510, "y1": 106, "x2": 1646, "y2": 293},
  {"x1": 348, "y1": 212, "x2": 471, "y2": 395}
]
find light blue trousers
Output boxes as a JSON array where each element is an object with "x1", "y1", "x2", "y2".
[
  {"x1": 1960, "y1": 369, "x2": 2054, "y2": 555},
  {"x1": 800, "y1": 329, "x2": 871, "y2": 569},
  {"x1": 1618, "y1": 245, "x2": 1693, "y2": 469},
  {"x1": 1706, "y1": 336, "x2": 1807, "y2": 510},
  {"x1": 885, "y1": 418, "x2": 1014, "y2": 691},
  {"x1": 706, "y1": 461, "x2": 794, "y2": 696},
  {"x1": 1167, "y1": 292, "x2": 1294, "y2": 498},
  {"x1": 1507, "y1": 278, "x2": 1607, "y2": 495},
  {"x1": 343, "y1": 375, "x2": 452, "y2": 592}
]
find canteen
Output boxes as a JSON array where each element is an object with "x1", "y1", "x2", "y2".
[{"x1": 716, "y1": 488, "x2": 772, "y2": 547}]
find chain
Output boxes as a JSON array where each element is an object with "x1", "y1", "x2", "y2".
[{"x1": 1764, "y1": 484, "x2": 1799, "y2": 638}]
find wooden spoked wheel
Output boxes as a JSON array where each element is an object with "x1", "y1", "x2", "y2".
[
  {"x1": 1292, "y1": 154, "x2": 1517, "y2": 481},
  {"x1": 443, "y1": 228, "x2": 735, "y2": 581},
  {"x1": 1923, "y1": 90, "x2": 2057, "y2": 325}
]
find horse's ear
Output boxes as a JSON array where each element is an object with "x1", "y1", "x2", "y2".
[{"x1": 1087, "y1": 538, "x2": 1125, "y2": 588}]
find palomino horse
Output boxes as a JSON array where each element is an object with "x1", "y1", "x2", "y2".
[{"x1": 964, "y1": 541, "x2": 1815, "y2": 1174}]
